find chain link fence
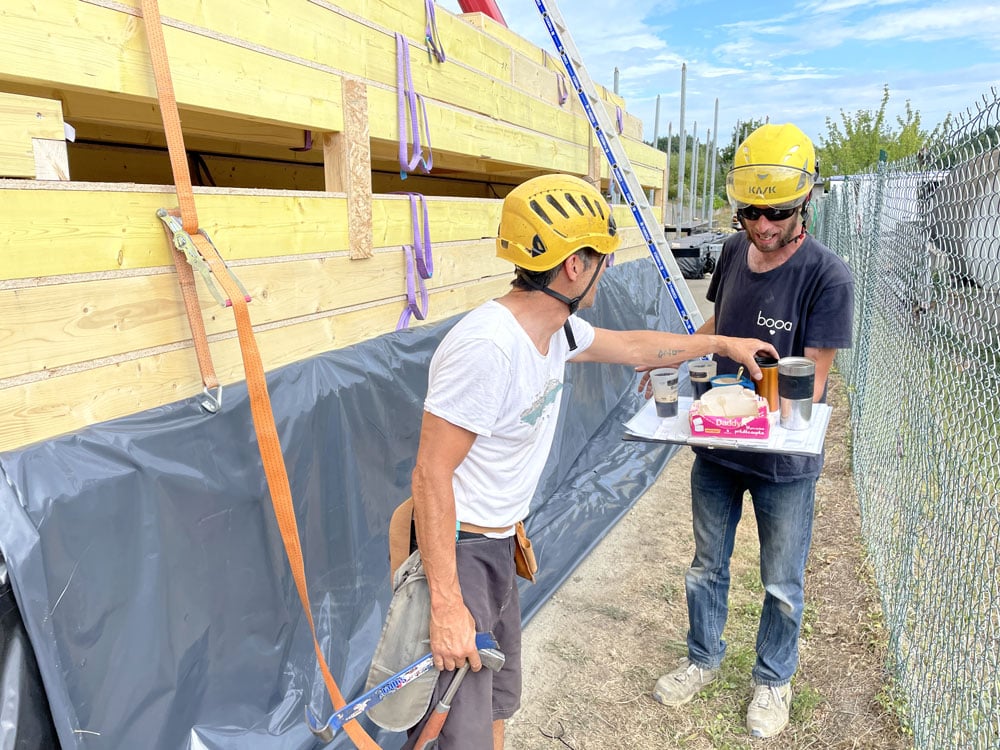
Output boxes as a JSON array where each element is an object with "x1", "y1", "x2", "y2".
[{"x1": 812, "y1": 89, "x2": 1000, "y2": 749}]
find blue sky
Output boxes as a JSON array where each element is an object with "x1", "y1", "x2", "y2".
[{"x1": 438, "y1": 0, "x2": 1000, "y2": 157}]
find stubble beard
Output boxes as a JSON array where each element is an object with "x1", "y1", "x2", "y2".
[{"x1": 750, "y1": 219, "x2": 802, "y2": 253}]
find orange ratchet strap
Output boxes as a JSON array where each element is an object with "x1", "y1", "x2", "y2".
[{"x1": 139, "y1": 2, "x2": 380, "y2": 747}]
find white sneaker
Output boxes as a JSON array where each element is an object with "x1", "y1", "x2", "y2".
[
  {"x1": 652, "y1": 658, "x2": 719, "y2": 707},
  {"x1": 746, "y1": 682, "x2": 792, "y2": 738}
]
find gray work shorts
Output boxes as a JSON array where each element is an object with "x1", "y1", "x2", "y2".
[{"x1": 401, "y1": 534, "x2": 522, "y2": 750}]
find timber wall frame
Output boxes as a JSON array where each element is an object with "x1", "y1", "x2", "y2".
[{"x1": 0, "y1": 0, "x2": 669, "y2": 452}]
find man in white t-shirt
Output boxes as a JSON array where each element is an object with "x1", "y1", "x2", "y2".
[{"x1": 403, "y1": 174, "x2": 777, "y2": 750}]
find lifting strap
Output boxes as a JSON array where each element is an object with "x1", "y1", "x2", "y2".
[
  {"x1": 395, "y1": 192, "x2": 434, "y2": 330},
  {"x1": 424, "y1": 0, "x2": 447, "y2": 63},
  {"x1": 396, "y1": 33, "x2": 433, "y2": 178},
  {"x1": 138, "y1": 3, "x2": 380, "y2": 747}
]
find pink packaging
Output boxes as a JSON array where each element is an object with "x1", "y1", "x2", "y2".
[{"x1": 689, "y1": 395, "x2": 771, "y2": 440}]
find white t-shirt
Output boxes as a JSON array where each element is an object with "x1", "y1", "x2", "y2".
[{"x1": 423, "y1": 300, "x2": 595, "y2": 530}]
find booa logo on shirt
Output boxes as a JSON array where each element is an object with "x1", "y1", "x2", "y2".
[
  {"x1": 521, "y1": 380, "x2": 563, "y2": 426},
  {"x1": 758, "y1": 310, "x2": 793, "y2": 335}
]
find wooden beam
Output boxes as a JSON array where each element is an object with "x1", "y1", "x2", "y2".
[
  {"x1": 0, "y1": 184, "x2": 510, "y2": 279},
  {"x1": 0, "y1": 239, "x2": 512, "y2": 380},
  {"x1": 0, "y1": 1, "x2": 344, "y2": 131},
  {"x1": 0, "y1": 276, "x2": 512, "y2": 452},
  {"x1": 0, "y1": 92, "x2": 68, "y2": 179}
]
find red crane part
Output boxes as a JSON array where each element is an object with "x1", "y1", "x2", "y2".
[{"x1": 457, "y1": 0, "x2": 507, "y2": 26}]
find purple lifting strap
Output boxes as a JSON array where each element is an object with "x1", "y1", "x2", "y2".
[
  {"x1": 396, "y1": 33, "x2": 433, "y2": 178},
  {"x1": 425, "y1": 0, "x2": 446, "y2": 63},
  {"x1": 395, "y1": 193, "x2": 434, "y2": 330},
  {"x1": 616, "y1": 106, "x2": 624, "y2": 135},
  {"x1": 556, "y1": 71, "x2": 568, "y2": 105}
]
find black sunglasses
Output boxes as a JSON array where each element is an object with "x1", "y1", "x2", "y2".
[{"x1": 737, "y1": 205, "x2": 800, "y2": 222}]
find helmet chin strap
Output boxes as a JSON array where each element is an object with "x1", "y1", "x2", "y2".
[
  {"x1": 519, "y1": 254, "x2": 608, "y2": 351},
  {"x1": 777, "y1": 223, "x2": 807, "y2": 250},
  {"x1": 778, "y1": 200, "x2": 811, "y2": 250}
]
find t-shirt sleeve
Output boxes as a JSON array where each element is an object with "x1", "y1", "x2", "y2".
[
  {"x1": 707, "y1": 234, "x2": 743, "y2": 305},
  {"x1": 424, "y1": 336, "x2": 511, "y2": 436},
  {"x1": 565, "y1": 315, "x2": 596, "y2": 360},
  {"x1": 804, "y1": 268, "x2": 855, "y2": 350}
]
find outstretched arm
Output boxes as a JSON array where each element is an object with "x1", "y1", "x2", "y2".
[{"x1": 574, "y1": 325, "x2": 777, "y2": 380}]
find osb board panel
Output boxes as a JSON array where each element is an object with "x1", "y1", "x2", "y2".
[
  {"x1": 0, "y1": 184, "x2": 508, "y2": 279},
  {"x1": 0, "y1": 1, "x2": 344, "y2": 132}
]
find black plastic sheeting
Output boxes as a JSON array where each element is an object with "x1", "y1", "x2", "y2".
[
  {"x1": 0, "y1": 258, "x2": 688, "y2": 750},
  {"x1": 0, "y1": 556, "x2": 59, "y2": 748}
]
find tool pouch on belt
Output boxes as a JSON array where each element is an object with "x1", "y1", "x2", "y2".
[
  {"x1": 513, "y1": 521, "x2": 538, "y2": 582},
  {"x1": 364, "y1": 547, "x2": 438, "y2": 731}
]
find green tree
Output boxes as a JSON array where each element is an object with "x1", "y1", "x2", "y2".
[{"x1": 817, "y1": 85, "x2": 949, "y2": 176}]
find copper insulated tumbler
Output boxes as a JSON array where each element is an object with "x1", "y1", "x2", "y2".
[{"x1": 754, "y1": 355, "x2": 779, "y2": 412}]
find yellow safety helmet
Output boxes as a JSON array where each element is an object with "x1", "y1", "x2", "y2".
[
  {"x1": 727, "y1": 124, "x2": 816, "y2": 209},
  {"x1": 496, "y1": 174, "x2": 619, "y2": 272}
]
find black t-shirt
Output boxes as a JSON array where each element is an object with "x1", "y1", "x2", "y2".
[{"x1": 694, "y1": 232, "x2": 854, "y2": 481}]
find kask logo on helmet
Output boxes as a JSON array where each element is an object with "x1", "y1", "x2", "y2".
[{"x1": 749, "y1": 185, "x2": 777, "y2": 196}]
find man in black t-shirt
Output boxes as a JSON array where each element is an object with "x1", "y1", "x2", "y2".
[{"x1": 651, "y1": 124, "x2": 854, "y2": 739}]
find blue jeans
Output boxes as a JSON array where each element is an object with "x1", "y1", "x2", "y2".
[{"x1": 685, "y1": 455, "x2": 817, "y2": 686}]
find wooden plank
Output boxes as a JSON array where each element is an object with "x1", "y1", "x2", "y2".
[
  {"x1": 366, "y1": 86, "x2": 588, "y2": 176},
  {"x1": 0, "y1": 185, "x2": 509, "y2": 279},
  {"x1": 0, "y1": 238, "x2": 512, "y2": 380},
  {"x1": 0, "y1": 244, "x2": 654, "y2": 453},
  {"x1": 1, "y1": 225, "x2": 647, "y2": 383},
  {"x1": 0, "y1": 92, "x2": 67, "y2": 178},
  {"x1": 1, "y1": 2, "x2": 664, "y2": 189},
  {"x1": 0, "y1": 276, "x2": 513, "y2": 452},
  {"x1": 457, "y1": 12, "x2": 546, "y2": 65},
  {"x1": 0, "y1": 1, "x2": 344, "y2": 131}
]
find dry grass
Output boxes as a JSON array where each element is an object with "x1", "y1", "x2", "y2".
[{"x1": 506, "y1": 375, "x2": 912, "y2": 749}]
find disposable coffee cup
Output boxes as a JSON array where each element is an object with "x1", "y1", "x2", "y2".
[
  {"x1": 649, "y1": 367, "x2": 679, "y2": 419},
  {"x1": 754, "y1": 355, "x2": 779, "y2": 413},
  {"x1": 778, "y1": 356, "x2": 815, "y2": 430},
  {"x1": 710, "y1": 374, "x2": 754, "y2": 391},
  {"x1": 687, "y1": 360, "x2": 717, "y2": 401}
]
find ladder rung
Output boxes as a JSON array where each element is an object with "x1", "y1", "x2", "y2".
[{"x1": 536, "y1": 0, "x2": 704, "y2": 334}]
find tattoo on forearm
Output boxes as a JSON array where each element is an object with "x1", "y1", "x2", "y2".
[{"x1": 657, "y1": 348, "x2": 683, "y2": 359}]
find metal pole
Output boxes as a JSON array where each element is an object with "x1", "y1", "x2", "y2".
[
  {"x1": 664, "y1": 121, "x2": 672, "y2": 225},
  {"x1": 689, "y1": 121, "x2": 698, "y2": 225},
  {"x1": 702, "y1": 129, "x2": 711, "y2": 224},
  {"x1": 613, "y1": 67, "x2": 619, "y2": 95},
  {"x1": 675, "y1": 64, "x2": 686, "y2": 238},
  {"x1": 653, "y1": 94, "x2": 660, "y2": 146},
  {"x1": 708, "y1": 99, "x2": 719, "y2": 230}
]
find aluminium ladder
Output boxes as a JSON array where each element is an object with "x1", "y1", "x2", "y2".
[{"x1": 533, "y1": 0, "x2": 704, "y2": 333}]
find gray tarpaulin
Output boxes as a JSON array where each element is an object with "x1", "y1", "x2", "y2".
[{"x1": 0, "y1": 257, "x2": 689, "y2": 750}]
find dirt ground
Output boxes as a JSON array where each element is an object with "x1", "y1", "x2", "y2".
[{"x1": 506, "y1": 374, "x2": 912, "y2": 749}]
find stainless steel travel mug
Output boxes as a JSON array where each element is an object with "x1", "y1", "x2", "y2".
[{"x1": 778, "y1": 357, "x2": 815, "y2": 430}]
